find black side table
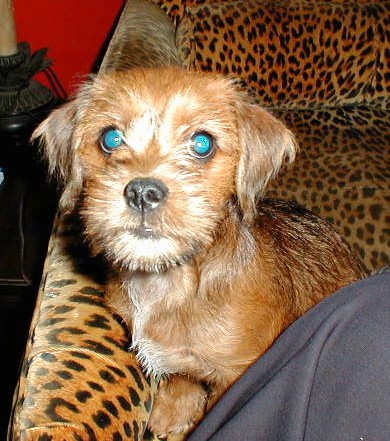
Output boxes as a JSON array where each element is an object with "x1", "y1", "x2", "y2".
[{"x1": 0, "y1": 102, "x2": 60, "y2": 437}]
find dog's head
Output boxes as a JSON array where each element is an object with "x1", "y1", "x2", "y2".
[{"x1": 34, "y1": 67, "x2": 295, "y2": 272}]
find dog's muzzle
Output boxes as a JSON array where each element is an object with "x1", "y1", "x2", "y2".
[{"x1": 124, "y1": 178, "x2": 168, "y2": 212}]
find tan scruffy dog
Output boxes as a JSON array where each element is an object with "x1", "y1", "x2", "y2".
[{"x1": 34, "y1": 66, "x2": 367, "y2": 438}]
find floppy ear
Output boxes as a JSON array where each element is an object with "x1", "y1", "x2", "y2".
[
  {"x1": 236, "y1": 102, "x2": 297, "y2": 221},
  {"x1": 32, "y1": 97, "x2": 84, "y2": 211}
]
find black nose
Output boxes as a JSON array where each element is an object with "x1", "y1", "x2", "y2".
[{"x1": 124, "y1": 178, "x2": 168, "y2": 212}]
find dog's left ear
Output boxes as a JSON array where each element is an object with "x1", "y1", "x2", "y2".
[
  {"x1": 235, "y1": 102, "x2": 296, "y2": 221},
  {"x1": 31, "y1": 96, "x2": 86, "y2": 211}
]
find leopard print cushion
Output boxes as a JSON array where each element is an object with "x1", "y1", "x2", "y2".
[
  {"x1": 151, "y1": 0, "x2": 217, "y2": 25},
  {"x1": 10, "y1": 213, "x2": 158, "y2": 441},
  {"x1": 267, "y1": 105, "x2": 390, "y2": 270},
  {"x1": 176, "y1": 0, "x2": 389, "y2": 108},
  {"x1": 151, "y1": 0, "x2": 387, "y2": 26}
]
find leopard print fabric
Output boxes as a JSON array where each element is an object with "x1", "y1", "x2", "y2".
[
  {"x1": 267, "y1": 105, "x2": 389, "y2": 270},
  {"x1": 151, "y1": 0, "x2": 386, "y2": 26},
  {"x1": 9, "y1": 213, "x2": 158, "y2": 441},
  {"x1": 176, "y1": 0, "x2": 389, "y2": 108}
]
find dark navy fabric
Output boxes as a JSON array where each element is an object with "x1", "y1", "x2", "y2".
[{"x1": 189, "y1": 271, "x2": 390, "y2": 441}]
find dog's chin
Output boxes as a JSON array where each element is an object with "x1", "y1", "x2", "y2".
[
  {"x1": 96, "y1": 230, "x2": 201, "y2": 273},
  {"x1": 121, "y1": 252, "x2": 195, "y2": 273}
]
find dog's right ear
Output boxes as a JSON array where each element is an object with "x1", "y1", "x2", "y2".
[
  {"x1": 235, "y1": 101, "x2": 297, "y2": 222},
  {"x1": 32, "y1": 97, "x2": 84, "y2": 211}
]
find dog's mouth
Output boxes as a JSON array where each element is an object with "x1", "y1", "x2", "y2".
[
  {"x1": 87, "y1": 222, "x2": 205, "y2": 274},
  {"x1": 132, "y1": 224, "x2": 159, "y2": 239},
  {"x1": 129, "y1": 211, "x2": 166, "y2": 239}
]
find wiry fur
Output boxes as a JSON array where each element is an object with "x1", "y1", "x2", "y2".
[{"x1": 34, "y1": 66, "x2": 367, "y2": 438}]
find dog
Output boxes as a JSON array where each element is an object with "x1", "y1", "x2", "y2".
[{"x1": 33, "y1": 66, "x2": 367, "y2": 438}]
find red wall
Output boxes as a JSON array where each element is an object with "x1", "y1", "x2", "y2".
[{"x1": 13, "y1": 0, "x2": 124, "y2": 96}]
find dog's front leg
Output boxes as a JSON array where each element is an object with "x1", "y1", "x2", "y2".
[{"x1": 148, "y1": 375, "x2": 208, "y2": 438}]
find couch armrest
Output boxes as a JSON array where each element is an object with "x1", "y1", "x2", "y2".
[{"x1": 9, "y1": 212, "x2": 157, "y2": 440}]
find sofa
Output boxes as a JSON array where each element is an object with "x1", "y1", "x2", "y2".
[{"x1": 8, "y1": 0, "x2": 389, "y2": 440}]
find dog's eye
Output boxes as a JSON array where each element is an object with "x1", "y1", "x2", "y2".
[
  {"x1": 100, "y1": 127, "x2": 124, "y2": 153},
  {"x1": 190, "y1": 132, "x2": 215, "y2": 159}
]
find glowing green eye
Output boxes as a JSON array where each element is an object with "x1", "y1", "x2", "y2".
[
  {"x1": 100, "y1": 127, "x2": 124, "y2": 153},
  {"x1": 190, "y1": 132, "x2": 214, "y2": 159}
]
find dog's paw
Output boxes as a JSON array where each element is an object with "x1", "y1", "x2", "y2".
[{"x1": 148, "y1": 376, "x2": 208, "y2": 439}]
